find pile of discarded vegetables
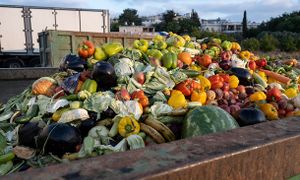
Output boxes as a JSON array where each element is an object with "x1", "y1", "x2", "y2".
[{"x1": 1, "y1": 32, "x2": 300, "y2": 175}]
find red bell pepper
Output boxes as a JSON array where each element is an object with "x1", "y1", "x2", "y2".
[
  {"x1": 78, "y1": 40, "x2": 95, "y2": 59},
  {"x1": 208, "y1": 75, "x2": 224, "y2": 90},
  {"x1": 175, "y1": 79, "x2": 201, "y2": 96},
  {"x1": 256, "y1": 58, "x2": 267, "y2": 67}
]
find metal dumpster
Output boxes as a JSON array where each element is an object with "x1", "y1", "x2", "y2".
[
  {"x1": 5, "y1": 117, "x2": 300, "y2": 179},
  {"x1": 38, "y1": 30, "x2": 154, "y2": 67}
]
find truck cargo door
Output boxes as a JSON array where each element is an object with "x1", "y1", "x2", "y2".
[
  {"x1": 31, "y1": 9, "x2": 55, "y2": 53},
  {"x1": 0, "y1": 7, "x2": 26, "y2": 53},
  {"x1": 80, "y1": 11, "x2": 105, "y2": 33},
  {"x1": 55, "y1": 10, "x2": 80, "y2": 31}
]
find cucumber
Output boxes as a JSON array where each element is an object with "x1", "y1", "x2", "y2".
[
  {"x1": 179, "y1": 69, "x2": 201, "y2": 77},
  {"x1": 253, "y1": 72, "x2": 268, "y2": 88},
  {"x1": 62, "y1": 94, "x2": 78, "y2": 101}
]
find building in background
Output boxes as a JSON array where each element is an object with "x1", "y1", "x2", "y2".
[
  {"x1": 141, "y1": 14, "x2": 163, "y2": 27},
  {"x1": 201, "y1": 18, "x2": 260, "y2": 33},
  {"x1": 119, "y1": 25, "x2": 155, "y2": 34}
]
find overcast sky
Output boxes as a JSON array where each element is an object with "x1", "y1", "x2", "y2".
[{"x1": 1, "y1": 0, "x2": 300, "y2": 22}]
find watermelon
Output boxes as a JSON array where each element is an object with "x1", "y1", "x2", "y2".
[{"x1": 182, "y1": 106, "x2": 239, "y2": 138}]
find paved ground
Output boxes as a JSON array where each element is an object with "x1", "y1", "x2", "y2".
[{"x1": 0, "y1": 80, "x2": 35, "y2": 103}]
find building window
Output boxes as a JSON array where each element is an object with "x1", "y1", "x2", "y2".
[{"x1": 228, "y1": 25, "x2": 234, "y2": 31}]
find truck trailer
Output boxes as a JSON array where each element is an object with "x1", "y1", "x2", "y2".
[{"x1": 0, "y1": 5, "x2": 109, "y2": 68}]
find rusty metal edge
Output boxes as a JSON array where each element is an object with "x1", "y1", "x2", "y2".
[{"x1": 5, "y1": 117, "x2": 300, "y2": 180}]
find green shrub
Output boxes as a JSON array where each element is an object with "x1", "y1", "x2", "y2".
[
  {"x1": 259, "y1": 33, "x2": 279, "y2": 51},
  {"x1": 241, "y1": 38, "x2": 260, "y2": 51}
]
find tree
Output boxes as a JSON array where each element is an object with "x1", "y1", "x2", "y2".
[
  {"x1": 163, "y1": 10, "x2": 177, "y2": 22},
  {"x1": 257, "y1": 11, "x2": 300, "y2": 33},
  {"x1": 191, "y1": 9, "x2": 201, "y2": 27},
  {"x1": 242, "y1": 10, "x2": 248, "y2": 37},
  {"x1": 118, "y1": 8, "x2": 142, "y2": 26}
]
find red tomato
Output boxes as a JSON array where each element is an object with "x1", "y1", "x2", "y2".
[{"x1": 267, "y1": 87, "x2": 282, "y2": 101}]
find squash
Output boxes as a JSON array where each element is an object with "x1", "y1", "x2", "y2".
[
  {"x1": 182, "y1": 106, "x2": 239, "y2": 138},
  {"x1": 32, "y1": 77, "x2": 56, "y2": 97}
]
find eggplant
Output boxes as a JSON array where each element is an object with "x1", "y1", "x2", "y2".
[
  {"x1": 18, "y1": 122, "x2": 42, "y2": 148},
  {"x1": 230, "y1": 67, "x2": 252, "y2": 85},
  {"x1": 92, "y1": 61, "x2": 117, "y2": 91},
  {"x1": 219, "y1": 60, "x2": 231, "y2": 70},
  {"x1": 60, "y1": 54, "x2": 87, "y2": 72},
  {"x1": 37, "y1": 123, "x2": 82, "y2": 156},
  {"x1": 101, "y1": 107, "x2": 116, "y2": 119},
  {"x1": 237, "y1": 108, "x2": 266, "y2": 126},
  {"x1": 79, "y1": 118, "x2": 96, "y2": 137}
]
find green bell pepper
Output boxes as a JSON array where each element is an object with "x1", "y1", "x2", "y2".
[
  {"x1": 204, "y1": 49, "x2": 216, "y2": 57},
  {"x1": 133, "y1": 39, "x2": 149, "y2": 52},
  {"x1": 94, "y1": 47, "x2": 107, "y2": 61},
  {"x1": 221, "y1": 40, "x2": 232, "y2": 51},
  {"x1": 102, "y1": 42, "x2": 123, "y2": 57},
  {"x1": 80, "y1": 79, "x2": 97, "y2": 93},
  {"x1": 162, "y1": 52, "x2": 177, "y2": 70},
  {"x1": 147, "y1": 49, "x2": 163, "y2": 60}
]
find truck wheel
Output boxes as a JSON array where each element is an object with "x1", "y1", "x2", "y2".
[{"x1": 5, "y1": 59, "x2": 24, "y2": 68}]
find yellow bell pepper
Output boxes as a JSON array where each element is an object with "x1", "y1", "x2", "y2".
[
  {"x1": 231, "y1": 42, "x2": 241, "y2": 51},
  {"x1": 239, "y1": 50, "x2": 251, "y2": 60},
  {"x1": 182, "y1": 34, "x2": 191, "y2": 42},
  {"x1": 257, "y1": 71, "x2": 267, "y2": 82},
  {"x1": 168, "y1": 90, "x2": 187, "y2": 109},
  {"x1": 229, "y1": 75, "x2": 239, "y2": 89},
  {"x1": 118, "y1": 116, "x2": 140, "y2": 137},
  {"x1": 294, "y1": 110, "x2": 300, "y2": 116},
  {"x1": 285, "y1": 87, "x2": 298, "y2": 98},
  {"x1": 197, "y1": 75, "x2": 211, "y2": 91},
  {"x1": 190, "y1": 64, "x2": 201, "y2": 72},
  {"x1": 259, "y1": 103, "x2": 278, "y2": 120},
  {"x1": 249, "y1": 91, "x2": 267, "y2": 102},
  {"x1": 191, "y1": 90, "x2": 207, "y2": 105}
]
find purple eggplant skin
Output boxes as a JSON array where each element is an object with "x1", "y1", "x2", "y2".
[
  {"x1": 219, "y1": 60, "x2": 231, "y2": 70},
  {"x1": 92, "y1": 61, "x2": 117, "y2": 91},
  {"x1": 230, "y1": 67, "x2": 252, "y2": 85},
  {"x1": 37, "y1": 123, "x2": 82, "y2": 156},
  {"x1": 60, "y1": 54, "x2": 87, "y2": 72},
  {"x1": 101, "y1": 107, "x2": 116, "y2": 119},
  {"x1": 18, "y1": 122, "x2": 42, "y2": 148},
  {"x1": 237, "y1": 108, "x2": 266, "y2": 126},
  {"x1": 79, "y1": 118, "x2": 96, "y2": 137}
]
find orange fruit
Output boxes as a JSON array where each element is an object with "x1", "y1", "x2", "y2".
[{"x1": 178, "y1": 52, "x2": 192, "y2": 65}]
